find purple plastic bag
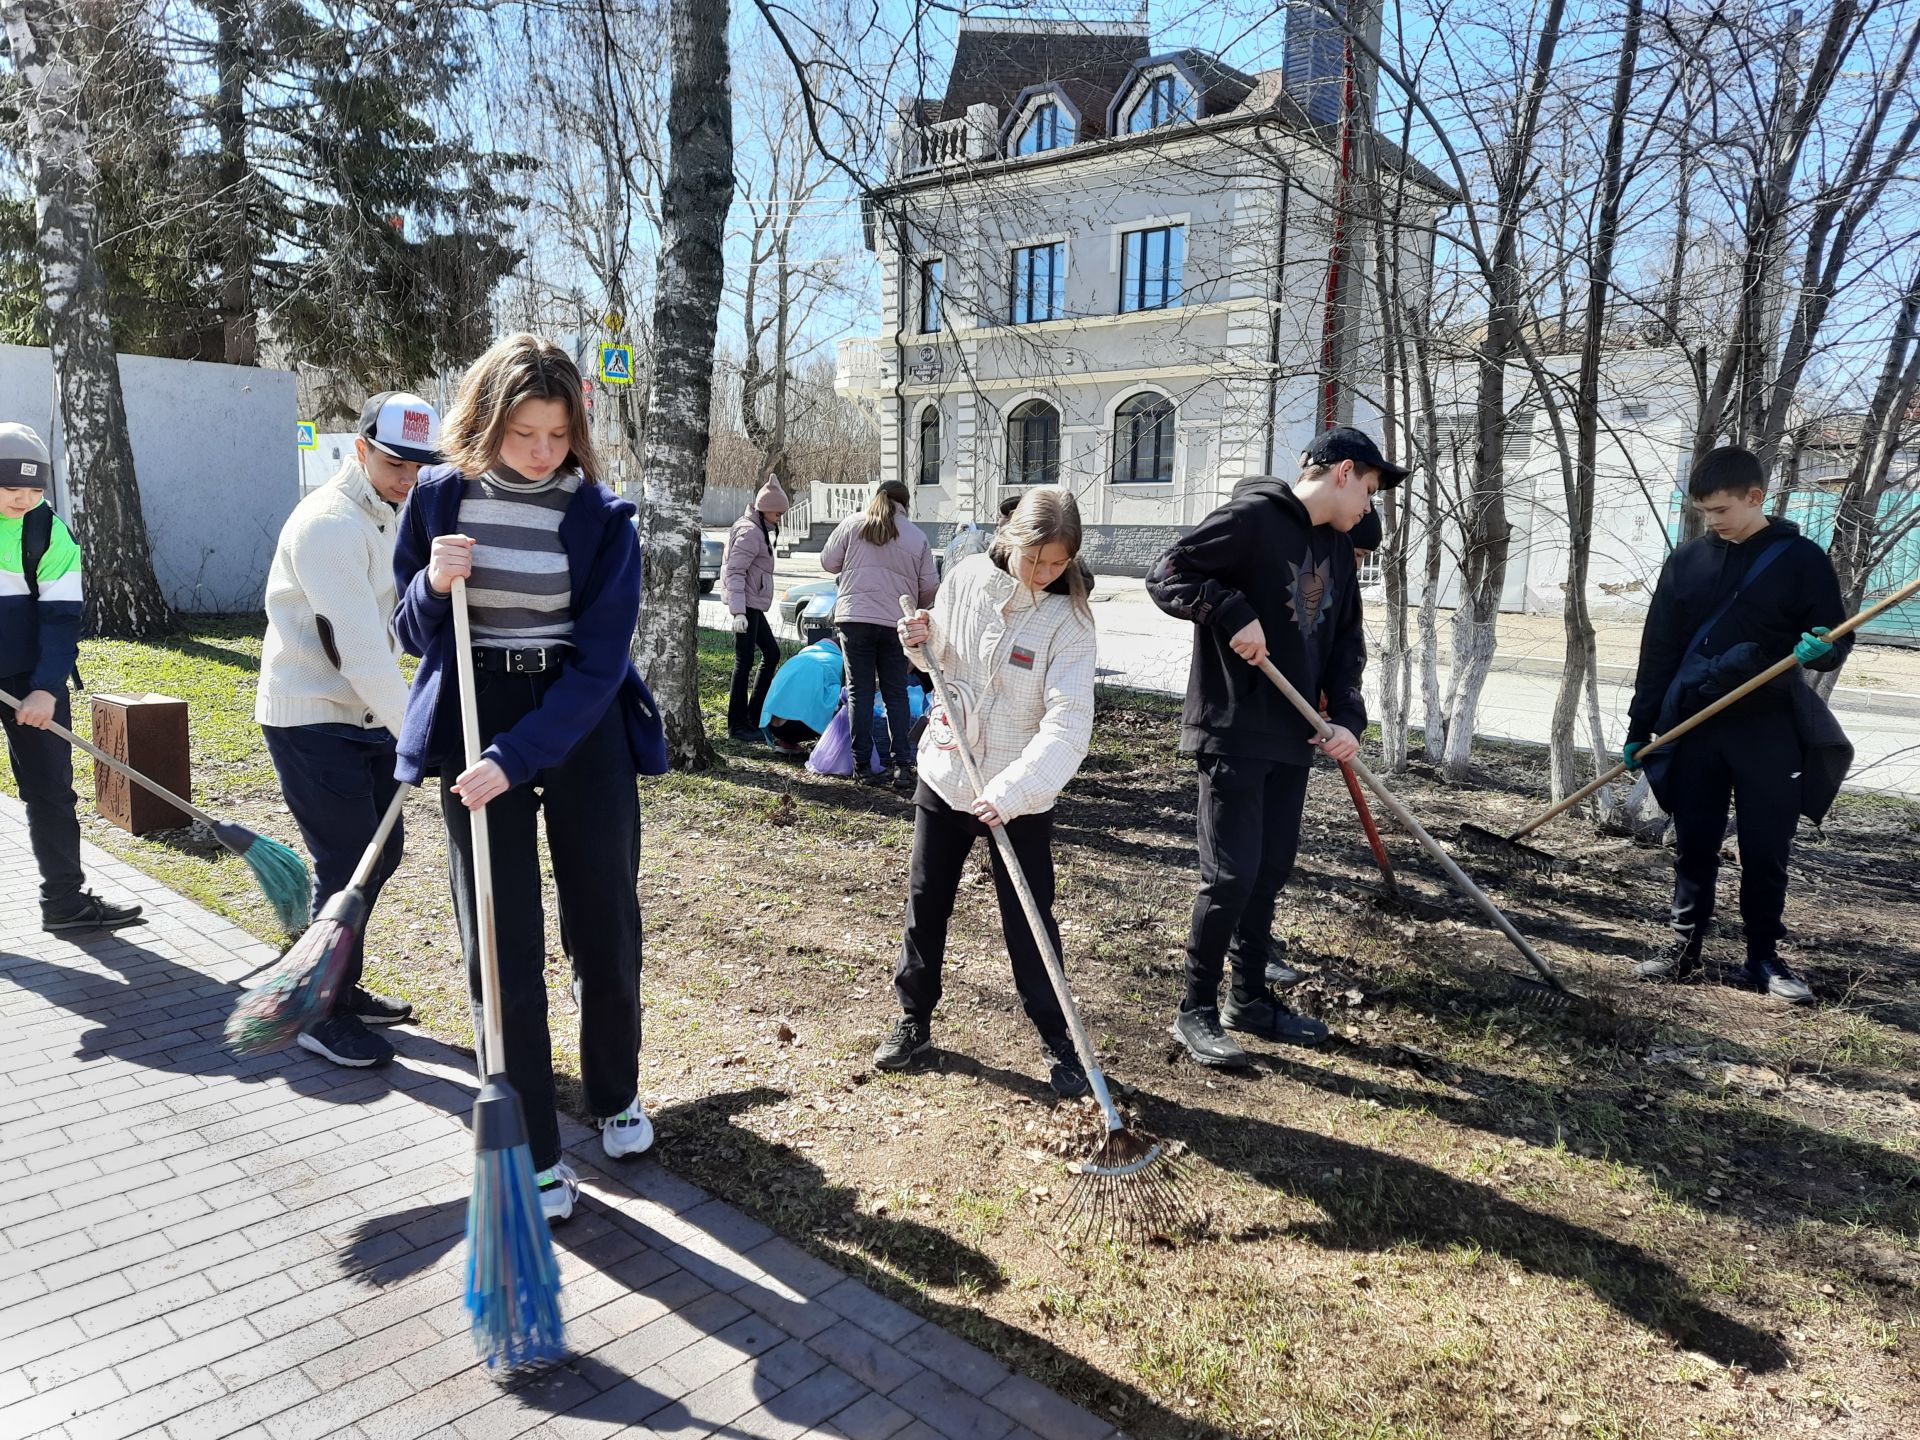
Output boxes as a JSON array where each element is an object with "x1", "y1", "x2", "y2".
[{"x1": 805, "y1": 689, "x2": 887, "y2": 776}]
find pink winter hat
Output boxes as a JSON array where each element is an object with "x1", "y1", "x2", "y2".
[{"x1": 754, "y1": 477, "x2": 790, "y2": 515}]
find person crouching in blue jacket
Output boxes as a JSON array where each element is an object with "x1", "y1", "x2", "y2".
[{"x1": 392, "y1": 333, "x2": 667, "y2": 1224}]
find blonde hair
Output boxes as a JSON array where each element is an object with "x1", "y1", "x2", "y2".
[
  {"x1": 858, "y1": 479, "x2": 911, "y2": 546},
  {"x1": 440, "y1": 333, "x2": 600, "y2": 482},
  {"x1": 990, "y1": 487, "x2": 1091, "y2": 619}
]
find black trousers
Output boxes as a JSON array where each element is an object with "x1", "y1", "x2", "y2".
[
  {"x1": 2, "y1": 673, "x2": 83, "y2": 908},
  {"x1": 1183, "y1": 752, "x2": 1310, "y2": 1010},
  {"x1": 440, "y1": 670, "x2": 642, "y2": 1172},
  {"x1": 894, "y1": 784, "x2": 1069, "y2": 1040},
  {"x1": 1667, "y1": 711, "x2": 1800, "y2": 963},
  {"x1": 838, "y1": 622, "x2": 914, "y2": 771},
  {"x1": 262, "y1": 724, "x2": 403, "y2": 1011},
  {"x1": 728, "y1": 608, "x2": 779, "y2": 733}
]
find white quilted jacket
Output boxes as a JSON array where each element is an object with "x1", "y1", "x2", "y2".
[{"x1": 907, "y1": 554, "x2": 1097, "y2": 821}]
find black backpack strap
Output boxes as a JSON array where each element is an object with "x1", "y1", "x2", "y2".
[{"x1": 21, "y1": 503, "x2": 83, "y2": 691}]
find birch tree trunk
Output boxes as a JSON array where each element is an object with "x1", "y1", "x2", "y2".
[
  {"x1": 4, "y1": 0, "x2": 175, "y2": 639},
  {"x1": 634, "y1": 0, "x2": 733, "y2": 770}
]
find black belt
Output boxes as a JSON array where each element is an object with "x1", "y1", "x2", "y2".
[{"x1": 471, "y1": 645, "x2": 566, "y2": 674}]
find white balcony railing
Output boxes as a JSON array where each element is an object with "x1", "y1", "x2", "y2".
[
  {"x1": 898, "y1": 103, "x2": 999, "y2": 176},
  {"x1": 835, "y1": 337, "x2": 883, "y2": 399}
]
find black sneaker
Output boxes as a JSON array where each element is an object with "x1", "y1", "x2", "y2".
[
  {"x1": 1745, "y1": 956, "x2": 1813, "y2": 1004},
  {"x1": 1171, "y1": 1005, "x2": 1248, "y2": 1067},
  {"x1": 728, "y1": 725, "x2": 762, "y2": 744},
  {"x1": 1040, "y1": 1034, "x2": 1088, "y2": 1099},
  {"x1": 297, "y1": 1012, "x2": 395, "y2": 1068},
  {"x1": 42, "y1": 891, "x2": 144, "y2": 932},
  {"x1": 1221, "y1": 986, "x2": 1329, "y2": 1046},
  {"x1": 891, "y1": 764, "x2": 918, "y2": 794},
  {"x1": 344, "y1": 985, "x2": 413, "y2": 1027},
  {"x1": 853, "y1": 767, "x2": 887, "y2": 789},
  {"x1": 1235, "y1": 935, "x2": 1302, "y2": 989},
  {"x1": 1634, "y1": 942, "x2": 1702, "y2": 983},
  {"x1": 872, "y1": 1016, "x2": 932, "y2": 1071}
]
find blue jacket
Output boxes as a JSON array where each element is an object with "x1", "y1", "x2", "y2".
[
  {"x1": 760, "y1": 637, "x2": 843, "y2": 733},
  {"x1": 391, "y1": 466, "x2": 667, "y2": 786}
]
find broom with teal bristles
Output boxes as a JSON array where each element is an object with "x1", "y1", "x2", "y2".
[
  {"x1": 1, "y1": 685, "x2": 311, "y2": 932},
  {"x1": 448, "y1": 579, "x2": 565, "y2": 1370}
]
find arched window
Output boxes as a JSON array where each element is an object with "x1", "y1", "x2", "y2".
[
  {"x1": 1113, "y1": 393, "x2": 1175, "y2": 484},
  {"x1": 1126, "y1": 72, "x2": 1194, "y2": 133},
  {"x1": 1006, "y1": 400, "x2": 1060, "y2": 487},
  {"x1": 1014, "y1": 100, "x2": 1071, "y2": 155},
  {"x1": 917, "y1": 407, "x2": 942, "y2": 487}
]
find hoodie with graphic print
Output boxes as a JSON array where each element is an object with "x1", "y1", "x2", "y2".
[
  {"x1": 0, "y1": 502, "x2": 82, "y2": 693},
  {"x1": 1147, "y1": 476, "x2": 1367, "y2": 764}
]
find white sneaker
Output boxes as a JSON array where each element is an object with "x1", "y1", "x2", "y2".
[
  {"x1": 601, "y1": 1098, "x2": 654, "y2": 1160},
  {"x1": 536, "y1": 1161, "x2": 579, "y2": 1224}
]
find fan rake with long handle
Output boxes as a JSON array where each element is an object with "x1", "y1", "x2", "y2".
[
  {"x1": 1, "y1": 685, "x2": 310, "y2": 932},
  {"x1": 1456, "y1": 572, "x2": 1920, "y2": 872},
  {"x1": 1250, "y1": 657, "x2": 1573, "y2": 1004},
  {"x1": 900, "y1": 598, "x2": 1198, "y2": 1241}
]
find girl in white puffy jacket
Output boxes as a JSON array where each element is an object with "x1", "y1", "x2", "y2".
[{"x1": 871, "y1": 488, "x2": 1099, "y2": 1098}]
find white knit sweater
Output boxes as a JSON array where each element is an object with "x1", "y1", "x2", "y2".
[
  {"x1": 255, "y1": 462, "x2": 409, "y2": 736},
  {"x1": 907, "y1": 553, "x2": 1097, "y2": 821}
]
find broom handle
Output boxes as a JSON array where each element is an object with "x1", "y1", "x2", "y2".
[
  {"x1": 345, "y1": 784, "x2": 411, "y2": 892},
  {"x1": 1253, "y1": 658, "x2": 1565, "y2": 992},
  {"x1": 450, "y1": 579, "x2": 509, "y2": 1078},
  {"x1": 0, "y1": 685, "x2": 221, "y2": 831},
  {"x1": 1508, "y1": 570, "x2": 1920, "y2": 840},
  {"x1": 900, "y1": 598, "x2": 1128, "y2": 1134}
]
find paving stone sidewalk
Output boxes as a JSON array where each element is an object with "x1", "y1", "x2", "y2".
[{"x1": 0, "y1": 796, "x2": 1121, "y2": 1440}]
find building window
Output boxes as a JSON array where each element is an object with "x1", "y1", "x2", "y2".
[
  {"x1": 917, "y1": 407, "x2": 942, "y2": 487},
  {"x1": 1112, "y1": 392, "x2": 1175, "y2": 484},
  {"x1": 1010, "y1": 242, "x2": 1065, "y2": 324},
  {"x1": 918, "y1": 258, "x2": 943, "y2": 334},
  {"x1": 1014, "y1": 100, "x2": 1070, "y2": 155},
  {"x1": 1007, "y1": 399, "x2": 1060, "y2": 486},
  {"x1": 1127, "y1": 72, "x2": 1193, "y2": 133},
  {"x1": 1120, "y1": 225, "x2": 1184, "y2": 312}
]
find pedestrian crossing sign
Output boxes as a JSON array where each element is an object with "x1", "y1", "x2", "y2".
[
  {"x1": 296, "y1": 422, "x2": 317, "y2": 450},
  {"x1": 599, "y1": 344, "x2": 633, "y2": 385}
]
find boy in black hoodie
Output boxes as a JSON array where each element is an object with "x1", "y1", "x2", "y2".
[
  {"x1": 1149, "y1": 427, "x2": 1406, "y2": 1066},
  {"x1": 1626, "y1": 446, "x2": 1851, "y2": 1003}
]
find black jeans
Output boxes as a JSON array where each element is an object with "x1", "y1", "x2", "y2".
[
  {"x1": 262, "y1": 723, "x2": 404, "y2": 1010},
  {"x1": 894, "y1": 784, "x2": 1069, "y2": 1040},
  {"x1": 2, "y1": 674, "x2": 83, "y2": 908},
  {"x1": 440, "y1": 669, "x2": 642, "y2": 1172},
  {"x1": 728, "y1": 609, "x2": 780, "y2": 733},
  {"x1": 1667, "y1": 711, "x2": 1800, "y2": 963},
  {"x1": 1183, "y1": 752, "x2": 1310, "y2": 1010},
  {"x1": 838, "y1": 622, "x2": 914, "y2": 771}
]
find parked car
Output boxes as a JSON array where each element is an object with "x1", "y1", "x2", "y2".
[
  {"x1": 778, "y1": 578, "x2": 835, "y2": 630},
  {"x1": 699, "y1": 531, "x2": 725, "y2": 593}
]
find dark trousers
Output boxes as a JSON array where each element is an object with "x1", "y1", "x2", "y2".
[
  {"x1": 838, "y1": 622, "x2": 914, "y2": 771},
  {"x1": 728, "y1": 609, "x2": 779, "y2": 733},
  {"x1": 894, "y1": 785, "x2": 1069, "y2": 1040},
  {"x1": 2, "y1": 674, "x2": 83, "y2": 907},
  {"x1": 1183, "y1": 753, "x2": 1310, "y2": 1010},
  {"x1": 440, "y1": 671, "x2": 642, "y2": 1172},
  {"x1": 261, "y1": 724, "x2": 404, "y2": 1010},
  {"x1": 1667, "y1": 712, "x2": 1800, "y2": 963}
]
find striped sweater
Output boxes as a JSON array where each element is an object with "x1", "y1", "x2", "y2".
[
  {"x1": 458, "y1": 469, "x2": 581, "y2": 648},
  {"x1": 0, "y1": 503, "x2": 82, "y2": 692}
]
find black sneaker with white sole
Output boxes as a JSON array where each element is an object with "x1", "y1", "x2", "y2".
[
  {"x1": 1172, "y1": 1005, "x2": 1247, "y2": 1067},
  {"x1": 297, "y1": 1012, "x2": 395, "y2": 1067},
  {"x1": 42, "y1": 891, "x2": 144, "y2": 932},
  {"x1": 1745, "y1": 956, "x2": 1814, "y2": 1004},
  {"x1": 1634, "y1": 941, "x2": 1702, "y2": 983},
  {"x1": 343, "y1": 985, "x2": 412, "y2": 1027},
  {"x1": 872, "y1": 1016, "x2": 932, "y2": 1071},
  {"x1": 1040, "y1": 1034, "x2": 1089, "y2": 1099},
  {"x1": 1221, "y1": 986, "x2": 1329, "y2": 1046}
]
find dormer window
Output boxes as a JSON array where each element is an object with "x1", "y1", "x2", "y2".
[
  {"x1": 1126, "y1": 71, "x2": 1194, "y2": 133},
  {"x1": 1003, "y1": 89, "x2": 1078, "y2": 158},
  {"x1": 1015, "y1": 101, "x2": 1070, "y2": 155}
]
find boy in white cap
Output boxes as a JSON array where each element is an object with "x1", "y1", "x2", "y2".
[
  {"x1": 256, "y1": 392, "x2": 439, "y2": 1066},
  {"x1": 0, "y1": 422, "x2": 142, "y2": 930}
]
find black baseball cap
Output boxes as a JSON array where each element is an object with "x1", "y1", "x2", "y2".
[
  {"x1": 1303, "y1": 425, "x2": 1409, "y2": 488},
  {"x1": 357, "y1": 391, "x2": 442, "y2": 465}
]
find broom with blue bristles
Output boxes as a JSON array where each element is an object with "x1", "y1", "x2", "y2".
[
  {"x1": 2, "y1": 685, "x2": 310, "y2": 932},
  {"x1": 449, "y1": 578, "x2": 565, "y2": 1370}
]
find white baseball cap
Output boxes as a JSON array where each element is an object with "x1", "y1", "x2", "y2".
[{"x1": 357, "y1": 391, "x2": 441, "y2": 465}]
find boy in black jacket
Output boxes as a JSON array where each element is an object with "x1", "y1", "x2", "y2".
[
  {"x1": 1626, "y1": 446, "x2": 1850, "y2": 1002},
  {"x1": 1149, "y1": 426, "x2": 1405, "y2": 1066}
]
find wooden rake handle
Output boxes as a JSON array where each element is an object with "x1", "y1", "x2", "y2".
[
  {"x1": 1252, "y1": 658, "x2": 1565, "y2": 992},
  {"x1": 1509, "y1": 569, "x2": 1920, "y2": 841},
  {"x1": 0, "y1": 685, "x2": 221, "y2": 831},
  {"x1": 450, "y1": 579, "x2": 509, "y2": 1078}
]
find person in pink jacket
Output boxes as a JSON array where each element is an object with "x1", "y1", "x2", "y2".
[
  {"x1": 821, "y1": 479, "x2": 938, "y2": 789},
  {"x1": 722, "y1": 476, "x2": 790, "y2": 740}
]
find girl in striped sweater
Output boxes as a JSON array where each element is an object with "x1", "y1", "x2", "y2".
[{"x1": 393, "y1": 334, "x2": 666, "y2": 1224}]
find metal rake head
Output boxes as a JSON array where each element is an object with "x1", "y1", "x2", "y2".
[
  {"x1": 1059, "y1": 1126, "x2": 1203, "y2": 1244},
  {"x1": 1455, "y1": 823, "x2": 1568, "y2": 875}
]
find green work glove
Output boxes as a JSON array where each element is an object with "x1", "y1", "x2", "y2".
[
  {"x1": 1793, "y1": 626, "x2": 1834, "y2": 665},
  {"x1": 1622, "y1": 741, "x2": 1644, "y2": 771}
]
